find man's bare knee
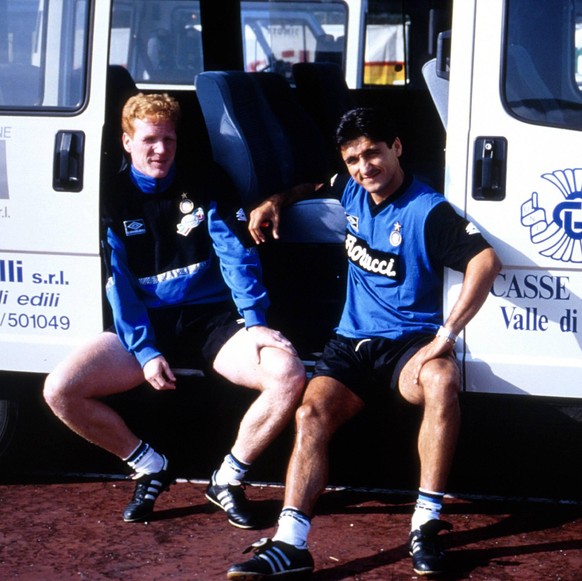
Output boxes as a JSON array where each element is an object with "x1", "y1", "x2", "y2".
[
  {"x1": 43, "y1": 371, "x2": 76, "y2": 417},
  {"x1": 255, "y1": 349, "x2": 306, "y2": 403},
  {"x1": 294, "y1": 398, "x2": 336, "y2": 445},
  {"x1": 284, "y1": 358, "x2": 307, "y2": 398},
  {"x1": 418, "y1": 360, "x2": 460, "y2": 409},
  {"x1": 420, "y1": 358, "x2": 459, "y2": 389}
]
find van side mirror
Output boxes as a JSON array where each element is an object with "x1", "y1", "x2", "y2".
[{"x1": 436, "y1": 30, "x2": 451, "y2": 80}]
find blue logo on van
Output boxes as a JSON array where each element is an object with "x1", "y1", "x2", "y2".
[{"x1": 520, "y1": 169, "x2": 582, "y2": 263}]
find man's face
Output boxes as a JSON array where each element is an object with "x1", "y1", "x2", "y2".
[
  {"x1": 122, "y1": 117, "x2": 177, "y2": 179},
  {"x1": 340, "y1": 136, "x2": 403, "y2": 202}
]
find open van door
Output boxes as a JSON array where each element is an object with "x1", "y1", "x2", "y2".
[
  {"x1": 0, "y1": 0, "x2": 110, "y2": 373},
  {"x1": 446, "y1": 0, "x2": 582, "y2": 397}
]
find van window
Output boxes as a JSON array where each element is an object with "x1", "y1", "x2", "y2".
[
  {"x1": 240, "y1": 0, "x2": 410, "y2": 87},
  {"x1": 364, "y1": 5, "x2": 408, "y2": 86},
  {"x1": 0, "y1": 0, "x2": 88, "y2": 110},
  {"x1": 240, "y1": 1, "x2": 348, "y2": 82},
  {"x1": 504, "y1": 0, "x2": 582, "y2": 129},
  {"x1": 110, "y1": 0, "x2": 203, "y2": 86}
]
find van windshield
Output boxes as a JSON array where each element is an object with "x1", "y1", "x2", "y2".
[
  {"x1": 108, "y1": 0, "x2": 409, "y2": 89},
  {"x1": 0, "y1": 0, "x2": 88, "y2": 110},
  {"x1": 504, "y1": 0, "x2": 582, "y2": 130},
  {"x1": 241, "y1": 1, "x2": 347, "y2": 82},
  {"x1": 109, "y1": 0, "x2": 349, "y2": 87}
]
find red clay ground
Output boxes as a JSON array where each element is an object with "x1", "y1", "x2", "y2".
[{"x1": 1, "y1": 478, "x2": 581, "y2": 580}]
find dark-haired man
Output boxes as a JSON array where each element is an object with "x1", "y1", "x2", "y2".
[{"x1": 228, "y1": 107, "x2": 501, "y2": 577}]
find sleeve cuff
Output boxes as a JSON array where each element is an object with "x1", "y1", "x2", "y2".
[
  {"x1": 135, "y1": 346, "x2": 162, "y2": 368},
  {"x1": 242, "y1": 308, "x2": 268, "y2": 328}
]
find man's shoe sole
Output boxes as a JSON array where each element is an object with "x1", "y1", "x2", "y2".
[
  {"x1": 409, "y1": 548, "x2": 444, "y2": 576},
  {"x1": 123, "y1": 512, "x2": 152, "y2": 523},
  {"x1": 227, "y1": 569, "x2": 313, "y2": 580},
  {"x1": 412, "y1": 566, "x2": 444, "y2": 576}
]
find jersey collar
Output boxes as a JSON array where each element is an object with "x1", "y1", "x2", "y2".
[
  {"x1": 130, "y1": 163, "x2": 177, "y2": 194},
  {"x1": 367, "y1": 172, "x2": 413, "y2": 216}
]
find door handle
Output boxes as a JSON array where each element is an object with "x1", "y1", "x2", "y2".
[
  {"x1": 473, "y1": 136, "x2": 507, "y2": 201},
  {"x1": 53, "y1": 130, "x2": 85, "y2": 192}
]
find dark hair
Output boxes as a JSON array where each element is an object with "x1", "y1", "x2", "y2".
[{"x1": 335, "y1": 107, "x2": 398, "y2": 149}]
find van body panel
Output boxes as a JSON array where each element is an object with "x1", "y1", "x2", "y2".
[
  {"x1": 0, "y1": 0, "x2": 110, "y2": 373},
  {"x1": 446, "y1": 0, "x2": 582, "y2": 397}
]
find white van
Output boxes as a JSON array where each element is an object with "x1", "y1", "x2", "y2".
[{"x1": 1, "y1": 0, "x2": 582, "y2": 454}]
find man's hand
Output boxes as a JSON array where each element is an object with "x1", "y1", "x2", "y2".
[
  {"x1": 248, "y1": 196, "x2": 283, "y2": 244},
  {"x1": 407, "y1": 337, "x2": 455, "y2": 385},
  {"x1": 248, "y1": 184, "x2": 321, "y2": 244},
  {"x1": 143, "y1": 355, "x2": 177, "y2": 390},
  {"x1": 246, "y1": 325, "x2": 298, "y2": 364}
]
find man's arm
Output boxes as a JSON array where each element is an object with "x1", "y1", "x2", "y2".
[
  {"x1": 248, "y1": 182, "x2": 324, "y2": 244},
  {"x1": 208, "y1": 199, "x2": 299, "y2": 362},
  {"x1": 441, "y1": 247, "x2": 502, "y2": 338},
  {"x1": 105, "y1": 228, "x2": 176, "y2": 390},
  {"x1": 409, "y1": 247, "x2": 502, "y2": 383}
]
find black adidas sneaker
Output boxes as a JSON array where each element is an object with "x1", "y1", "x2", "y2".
[
  {"x1": 122, "y1": 463, "x2": 175, "y2": 522},
  {"x1": 227, "y1": 538, "x2": 314, "y2": 579},
  {"x1": 408, "y1": 519, "x2": 452, "y2": 576},
  {"x1": 205, "y1": 471, "x2": 258, "y2": 529}
]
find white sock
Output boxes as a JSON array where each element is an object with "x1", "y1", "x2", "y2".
[
  {"x1": 411, "y1": 488, "x2": 444, "y2": 531},
  {"x1": 214, "y1": 453, "x2": 250, "y2": 486},
  {"x1": 273, "y1": 507, "x2": 311, "y2": 549},
  {"x1": 125, "y1": 441, "x2": 167, "y2": 475}
]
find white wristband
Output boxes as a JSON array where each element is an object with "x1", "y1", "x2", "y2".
[{"x1": 436, "y1": 325, "x2": 457, "y2": 344}]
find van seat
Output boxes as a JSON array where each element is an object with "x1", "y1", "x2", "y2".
[
  {"x1": 195, "y1": 71, "x2": 347, "y2": 354},
  {"x1": 292, "y1": 62, "x2": 355, "y2": 173},
  {"x1": 195, "y1": 71, "x2": 346, "y2": 244},
  {"x1": 292, "y1": 62, "x2": 354, "y2": 121},
  {"x1": 195, "y1": 71, "x2": 328, "y2": 207}
]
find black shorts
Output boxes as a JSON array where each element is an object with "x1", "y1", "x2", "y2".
[
  {"x1": 312, "y1": 333, "x2": 434, "y2": 401},
  {"x1": 108, "y1": 302, "x2": 244, "y2": 372}
]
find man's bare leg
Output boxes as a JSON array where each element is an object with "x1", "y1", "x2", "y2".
[
  {"x1": 399, "y1": 355, "x2": 461, "y2": 497},
  {"x1": 212, "y1": 328, "x2": 307, "y2": 466},
  {"x1": 44, "y1": 332, "x2": 173, "y2": 522},
  {"x1": 207, "y1": 327, "x2": 306, "y2": 528},
  {"x1": 283, "y1": 376, "x2": 364, "y2": 516},
  {"x1": 398, "y1": 354, "x2": 461, "y2": 575},
  {"x1": 44, "y1": 332, "x2": 147, "y2": 458},
  {"x1": 226, "y1": 376, "x2": 363, "y2": 579}
]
